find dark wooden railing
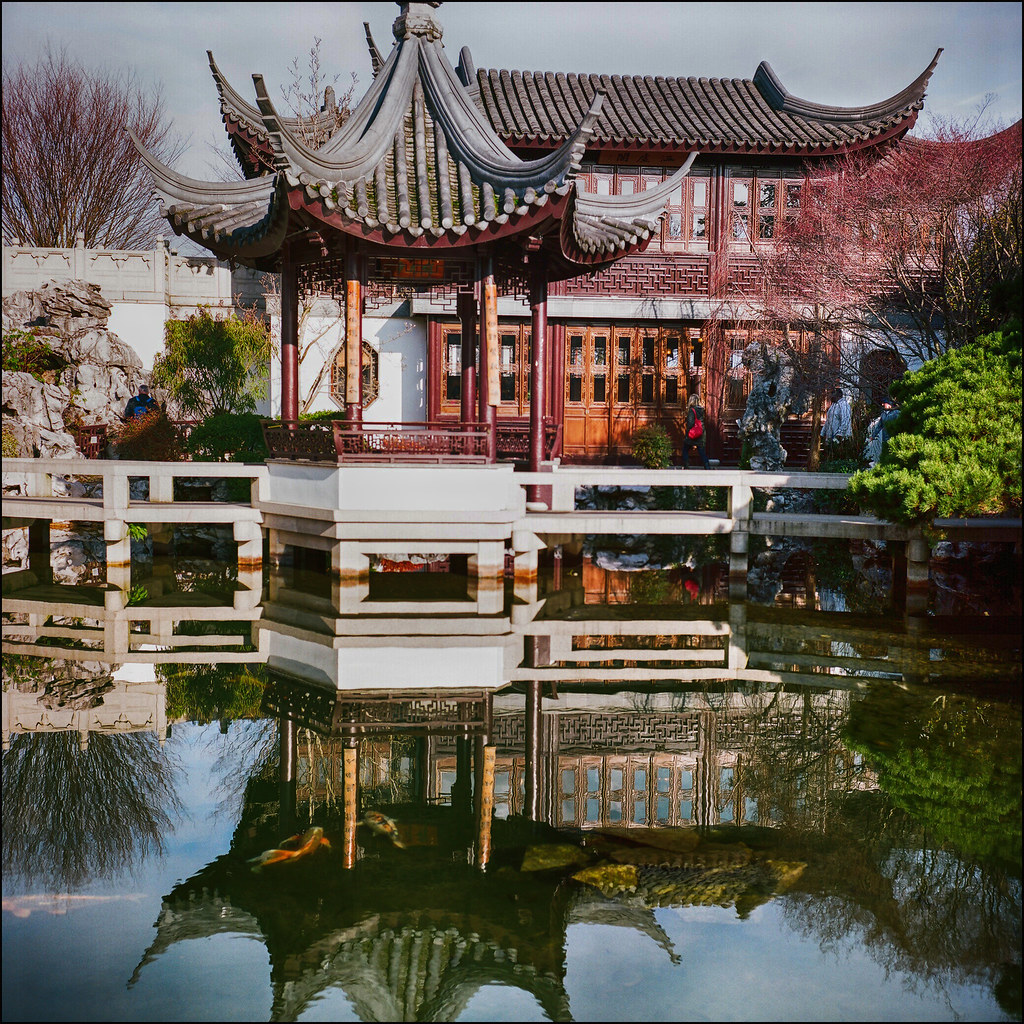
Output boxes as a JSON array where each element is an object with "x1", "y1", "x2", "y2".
[
  {"x1": 495, "y1": 420, "x2": 563, "y2": 463},
  {"x1": 262, "y1": 419, "x2": 563, "y2": 465},
  {"x1": 262, "y1": 420, "x2": 491, "y2": 463}
]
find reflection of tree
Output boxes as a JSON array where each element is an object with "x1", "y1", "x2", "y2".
[
  {"x1": 772, "y1": 684, "x2": 1022, "y2": 1011},
  {"x1": 719, "y1": 682, "x2": 1021, "y2": 1011},
  {"x1": 159, "y1": 663, "x2": 266, "y2": 727},
  {"x1": 2, "y1": 732, "x2": 181, "y2": 889},
  {"x1": 848, "y1": 685, "x2": 1022, "y2": 874}
]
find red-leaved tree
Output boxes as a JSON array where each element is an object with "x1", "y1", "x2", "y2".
[{"x1": 760, "y1": 118, "x2": 1022, "y2": 375}]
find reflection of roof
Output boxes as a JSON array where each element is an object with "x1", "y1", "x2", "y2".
[
  {"x1": 271, "y1": 919, "x2": 570, "y2": 1023},
  {"x1": 130, "y1": 3, "x2": 689, "y2": 269},
  {"x1": 130, "y1": 878, "x2": 570, "y2": 1023},
  {"x1": 471, "y1": 50, "x2": 942, "y2": 154}
]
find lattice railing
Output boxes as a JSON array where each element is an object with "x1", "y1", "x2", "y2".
[
  {"x1": 495, "y1": 421, "x2": 563, "y2": 462},
  {"x1": 262, "y1": 420, "x2": 494, "y2": 463}
]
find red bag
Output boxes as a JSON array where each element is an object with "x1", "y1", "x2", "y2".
[{"x1": 687, "y1": 413, "x2": 704, "y2": 440}]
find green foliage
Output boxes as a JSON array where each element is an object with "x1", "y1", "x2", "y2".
[
  {"x1": 109, "y1": 411, "x2": 183, "y2": 461},
  {"x1": 185, "y1": 412, "x2": 269, "y2": 463},
  {"x1": 846, "y1": 686, "x2": 1022, "y2": 876},
  {"x1": 2, "y1": 424, "x2": 20, "y2": 458},
  {"x1": 2, "y1": 329, "x2": 67, "y2": 381},
  {"x1": 849, "y1": 323, "x2": 1023, "y2": 524},
  {"x1": 631, "y1": 424, "x2": 674, "y2": 469},
  {"x1": 127, "y1": 523, "x2": 148, "y2": 542},
  {"x1": 153, "y1": 306, "x2": 272, "y2": 418}
]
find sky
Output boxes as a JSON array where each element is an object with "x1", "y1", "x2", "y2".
[{"x1": 2, "y1": 2, "x2": 1021, "y2": 178}]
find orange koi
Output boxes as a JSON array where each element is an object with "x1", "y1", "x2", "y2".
[
  {"x1": 362, "y1": 810, "x2": 405, "y2": 848},
  {"x1": 247, "y1": 826, "x2": 330, "y2": 872}
]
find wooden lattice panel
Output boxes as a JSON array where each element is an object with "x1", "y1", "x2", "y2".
[
  {"x1": 557, "y1": 712, "x2": 704, "y2": 752},
  {"x1": 553, "y1": 256, "x2": 711, "y2": 298}
]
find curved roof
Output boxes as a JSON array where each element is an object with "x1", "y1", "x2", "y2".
[
  {"x1": 471, "y1": 49, "x2": 942, "y2": 154},
  {"x1": 133, "y1": 3, "x2": 685, "y2": 269}
]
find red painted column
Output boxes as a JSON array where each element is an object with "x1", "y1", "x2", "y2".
[
  {"x1": 529, "y1": 256, "x2": 548, "y2": 476},
  {"x1": 280, "y1": 249, "x2": 299, "y2": 421},
  {"x1": 458, "y1": 290, "x2": 477, "y2": 424},
  {"x1": 477, "y1": 252, "x2": 498, "y2": 462},
  {"x1": 345, "y1": 250, "x2": 363, "y2": 423}
]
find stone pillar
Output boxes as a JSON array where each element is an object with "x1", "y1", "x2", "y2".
[
  {"x1": 332, "y1": 541, "x2": 370, "y2": 612},
  {"x1": 458, "y1": 291, "x2": 477, "y2": 424},
  {"x1": 728, "y1": 601, "x2": 748, "y2": 671},
  {"x1": 512, "y1": 528, "x2": 543, "y2": 605},
  {"x1": 468, "y1": 541, "x2": 505, "y2": 615},
  {"x1": 905, "y1": 529, "x2": 931, "y2": 617},
  {"x1": 345, "y1": 250, "x2": 363, "y2": 423},
  {"x1": 105, "y1": 519, "x2": 131, "y2": 601},
  {"x1": 729, "y1": 479, "x2": 752, "y2": 601},
  {"x1": 234, "y1": 521, "x2": 263, "y2": 608},
  {"x1": 477, "y1": 252, "x2": 498, "y2": 462},
  {"x1": 529, "y1": 257, "x2": 549, "y2": 491},
  {"x1": 281, "y1": 250, "x2": 299, "y2": 422},
  {"x1": 28, "y1": 519, "x2": 52, "y2": 585}
]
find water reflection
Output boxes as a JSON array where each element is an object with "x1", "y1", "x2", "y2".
[{"x1": 2, "y1": 545, "x2": 1021, "y2": 1022}]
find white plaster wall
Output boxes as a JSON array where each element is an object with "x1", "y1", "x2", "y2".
[
  {"x1": 108, "y1": 302, "x2": 170, "y2": 370},
  {"x1": 266, "y1": 303, "x2": 426, "y2": 421}
]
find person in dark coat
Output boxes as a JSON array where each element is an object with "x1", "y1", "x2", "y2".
[
  {"x1": 682, "y1": 392, "x2": 710, "y2": 469},
  {"x1": 124, "y1": 384, "x2": 157, "y2": 421}
]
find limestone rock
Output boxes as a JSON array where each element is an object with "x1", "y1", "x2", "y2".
[
  {"x1": 2, "y1": 279, "x2": 151, "y2": 453},
  {"x1": 737, "y1": 343, "x2": 808, "y2": 472}
]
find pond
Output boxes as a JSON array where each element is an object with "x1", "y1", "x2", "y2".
[{"x1": 2, "y1": 536, "x2": 1021, "y2": 1022}]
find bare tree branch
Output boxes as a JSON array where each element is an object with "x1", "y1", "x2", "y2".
[{"x1": 2, "y1": 47, "x2": 185, "y2": 249}]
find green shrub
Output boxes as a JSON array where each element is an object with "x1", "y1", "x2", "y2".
[
  {"x1": 849, "y1": 322, "x2": 1022, "y2": 524},
  {"x1": 632, "y1": 424, "x2": 673, "y2": 468},
  {"x1": 2, "y1": 329, "x2": 67, "y2": 382},
  {"x1": 186, "y1": 412, "x2": 269, "y2": 463}
]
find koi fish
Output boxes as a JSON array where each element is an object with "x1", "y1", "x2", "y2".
[
  {"x1": 362, "y1": 810, "x2": 405, "y2": 848},
  {"x1": 247, "y1": 826, "x2": 330, "y2": 872}
]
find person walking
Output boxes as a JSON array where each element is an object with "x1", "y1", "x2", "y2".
[{"x1": 682, "y1": 393, "x2": 710, "y2": 469}]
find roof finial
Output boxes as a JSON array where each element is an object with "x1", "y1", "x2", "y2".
[{"x1": 393, "y1": 2, "x2": 443, "y2": 43}]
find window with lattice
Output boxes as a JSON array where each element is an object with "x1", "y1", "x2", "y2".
[{"x1": 330, "y1": 340, "x2": 379, "y2": 408}]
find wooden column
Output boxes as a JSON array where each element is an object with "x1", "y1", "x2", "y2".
[
  {"x1": 458, "y1": 291, "x2": 477, "y2": 424},
  {"x1": 345, "y1": 250, "x2": 363, "y2": 423},
  {"x1": 474, "y1": 737, "x2": 496, "y2": 869},
  {"x1": 280, "y1": 249, "x2": 299, "y2": 421},
  {"x1": 529, "y1": 256, "x2": 549, "y2": 486},
  {"x1": 477, "y1": 252, "x2": 498, "y2": 462},
  {"x1": 524, "y1": 679, "x2": 543, "y2": 821},
  {"x1": 342, "y1": 743, "x2": 359, "y2": 869},
  {"x1": 278, "y1": 716, "x2": 297, "y2": 835}
]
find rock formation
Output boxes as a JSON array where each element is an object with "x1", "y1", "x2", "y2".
[
  {"x1": 736, "y1": 342, "x2": 807, "y2": 471},
  {"x1": 2, "y1": 279, "x2": 149, "y2": 457}
]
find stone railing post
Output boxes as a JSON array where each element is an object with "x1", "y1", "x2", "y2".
[
  {"x1": 729, "y1": 478, "x2": 753, "y2": 601},
  {"x1": 73, "y1": 232, "x2": 86, "y2": 279}
]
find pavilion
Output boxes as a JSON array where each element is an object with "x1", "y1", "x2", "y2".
[{"x1": 134, "y1": 1, "x2": 940, "y2": 464}]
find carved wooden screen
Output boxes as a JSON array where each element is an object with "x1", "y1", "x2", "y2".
[
  {"x1": 563, "y1": 324, "x2": 690, "y2": 459},
  {"x1": 438, "y1": 322, "x2": 531, "y2": 418}
]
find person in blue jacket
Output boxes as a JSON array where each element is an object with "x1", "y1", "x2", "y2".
[{"x1": 124, "y1": 384, "x2": 157, "y2": 421}]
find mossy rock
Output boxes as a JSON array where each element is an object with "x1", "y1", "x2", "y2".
[
  {"x1": 520, "y1": 843, "x2": 588, "y2": 873},
  {"x1": 572, "y1": 862, "x2": 639, "y2": 894}
]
